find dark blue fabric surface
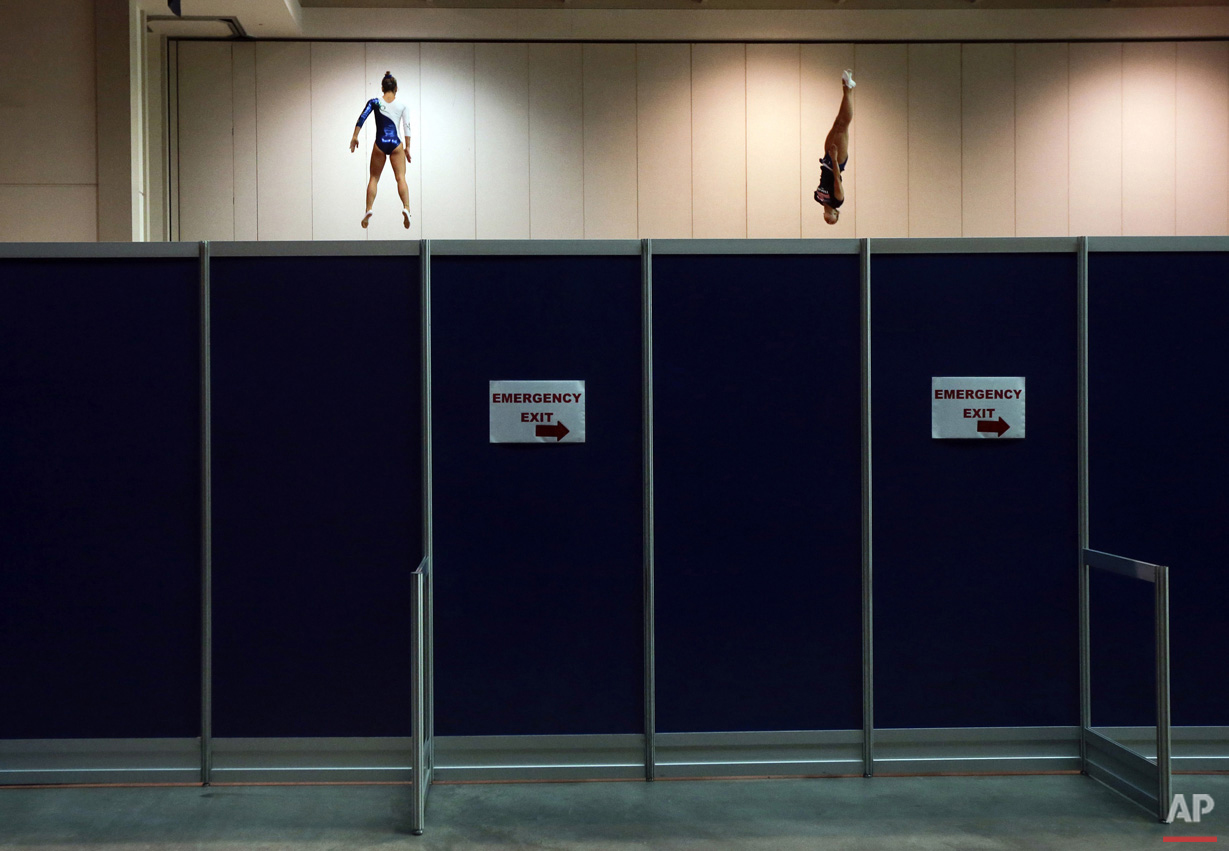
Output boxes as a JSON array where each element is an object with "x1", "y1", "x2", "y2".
[
  {"x1": 1089, "y1": 251, "x2": 1229, "y2": 727},
  {"x1": 432, "y1": 255, "x2": 643, "y2": 736},
  {"x1": 0, "y1": 259, "x2": 201, "y2": 738},
  {"x1": 653, "y1": 254, "x2": 863, "y2": 733},
  {"x1": 872, "y1": 253, "x2": 1079, "y2": 728},
  {"x1": 210, "y1": 256, "x2": 421, "y2": 737}
]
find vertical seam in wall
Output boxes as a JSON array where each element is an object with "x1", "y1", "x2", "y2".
[
  {"x1": 174, "y1": 41, "x2": 181, "y2": 243},
  {"x1": 1013, "y1": 43, "x2": 1019, "y2": 237},
  {"x1": 582, "y1": 45, "x2": 588, "y2": 239},
  {"x1": 417, "y1": 45, "x2": 424, "y2": 237},
  {"x1": 1119, "y1": 43, "x2": 1125, "y2": 238},
  {"x1": 230, "y1": 45, "x2": 237, "y2": 242},
  {"x1": 1011, "y1": 43, "x2": 1017, "y2": 237},
  {"x1": 579, "y1": 44, "x2": 586, "y2": 241},
  {"x1": 689, "y1": 45, "x2": 694, "y2": 240},
  {"x1": 906, "y1": 46, "x2": 912, "y2": 238},
  {"x1": 959, "y1": 45, "x2": 965, "y2": 238},
  {"x1": 309, "y1": 45, "x2": 315, "y2": 241},
  {"x1": 251, "y1": 46, "x2": 258, "y2": 241},
  {"x1": 528, "y1": 45, "x2": 534, "y2": 238},
  {"x1": 851, "y1": 46, "x2": 858, "y2": 238},
  {"x1": 1170, "y1": 41, "x2": 1179, "y2": 234},
  {"x1": 744, "y1": 44, "x2": 748, "y2": 239},
  {"x1": 796, "y1": 44, "x2": 801, "y2": 239},
  {"x1": 1172, "y1": 42, "x2": 1178, "y2": 236},
  {"x1": 473, "y1": 45, "x2": 478, "y2": 239},
  {"x1": 1066, "y1": 43, "x2": 1071, "y2": 239},
  {"x1": 635, "y1": 44, "x2": 641, "y2": 239}
]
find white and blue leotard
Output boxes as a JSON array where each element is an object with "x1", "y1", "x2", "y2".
[{"x1": 356, "y1": 97, "x2": 410, "y2": 156}]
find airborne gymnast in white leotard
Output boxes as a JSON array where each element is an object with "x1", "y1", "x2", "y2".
[{"x1": 350, "y1": 71, "x2": 412, "y2": 229}]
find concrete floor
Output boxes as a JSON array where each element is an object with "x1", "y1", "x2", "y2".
[{"x1": 1, "y1": 773, "x2": 1225, "y2": 850}]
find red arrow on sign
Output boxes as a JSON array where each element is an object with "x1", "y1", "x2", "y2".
[
  {"x1": 977, "y1": 417, "x2": 1011, "y2": 436},
  {"x1": 536, "y1": 421, "x2": 570, "y2": 441}
]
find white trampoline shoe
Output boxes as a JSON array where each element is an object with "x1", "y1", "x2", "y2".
[
  {"x1": 361, "y1": 210, "x2": 373, "y2": 229},
  {"x1": 842, "y1": 69, "x2": 856, "y2": 89},
  {"x1": 402, "y1": 208, "x2": 411, "y2": 229}
]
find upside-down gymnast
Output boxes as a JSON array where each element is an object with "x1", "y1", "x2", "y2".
[
  {"x1": 351, "y1": 71, "x2": 412, "y2": 229},
  {"x1": 814, "y1": 69, "x2": 856, "y2": 225}
]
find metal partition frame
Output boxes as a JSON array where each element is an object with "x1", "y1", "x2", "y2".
[
  {"x1": 204, "y1": 240, "x2": 429, "y2": 791},
  {"x1": 866, "y1": 236, "x2": 1080, "y2": 775},
  {"x1": 410, "y1": 555, "x2": 432, "y2": 835},
  {"x1": 3, "y1": 236, "x2": 1228, "y2": 820},
  {"x1": 1080, "y1": 549, "x2": 1172, "y2": 822}
]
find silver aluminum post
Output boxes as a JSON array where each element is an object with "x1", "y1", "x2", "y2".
[
  {"x1": 199, "y1": 240, "x2": 213, "y2": 786},
  {"x1": 860, "y1": 237, "x2": 874, "y2": 778},
  {"x1": 410, "y1": 565, "x2": 426, "y2": 835},
  {"x1": 421, "y1": 240, "x2": 436, "y2": 774},
  {"x1": 1077, "y1": 236, "x2": 1091, "y2": 769},
  {"x1": 642, "y1": 238, "x2": 657, "y2": 781},
  {"x1": 1155, "y1": 564, "x2": 1172, "y2": 822}
]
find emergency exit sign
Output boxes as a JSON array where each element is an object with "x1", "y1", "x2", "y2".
[
  {"x1": 932, "y1": 377, "x2": 1025, "y2": 439},
  {"x1": 490, "y1": 380, "x2": 586, "y2": 444}
]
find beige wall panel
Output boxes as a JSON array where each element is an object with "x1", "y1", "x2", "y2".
[
  {"x1": 908, "y1": 44, "x2": 962, "y2": 237},
  {"x1": 801, "y1": 44, "x2": 855, "y2": 238},
  {"x1": 1176, "y1": 42, "x2": 1229, "y2": 235},
  {"x1": 255, "y1": 42, "x2": 313, "y2": 241},
  {"x1": 365, "y1": 44, "x2": 421, "y2": 239},
  {"x1": 746, "y1": 44, "x2": 801, "y2": 238},
  {"x1": 1121, "y1": 43, "x2": 1177, "y2": 236},
  {"x1": 475, "y1": 43, "x2": 531, "y2": 239},
  {"x1": 1069, "y1": 42, "x2": 1123, "y2": 236},
  {"x1": 0, "y1": 186, "x2": 97, "y2": 242},
  {"x1": 853, "y1": 44, "x2": 909, "y2": 237},
  {"x1": 1015, "y1": 43, "x2": 1070, "y2": 237},
  {"x1": 637, "y1": 44, "x2": 693, "y2": 239},
  {"x1": 962, "y1": 44, "x2": 1015, "y2": 237},
  {"x1": 583, "y1": 44, "x2": 639, "y2": 239},
  {"x1": 178, "y1": 42, "x2": 234, "y2": 242},
  {"x1": 0, "y1": 0, "x2": 95, "y2": 185},
  {"x1": 529, "y1": 44, "x2": 584, "y2": 239},
  {"x1": 312, "y1": 43, "x2": 369, "y2": 241},
  {"x1": 693, "y1": 43, "x2": 747, "y2": 239},
  {"x1": 421, "y1": 42, "x2": 476, "y2": 239},
  {"x1": 232, "y1": 44, "x2": 258, "y2": 241}
]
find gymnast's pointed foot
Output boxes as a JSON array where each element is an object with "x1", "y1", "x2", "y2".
[
  {"x1": 361, "y1": 210, "x2": 373, "y2": 229},
  {"x1": 842, "y1": 69, "x2": 856, "y2": 90},
  {"x1": 403, "y1": 208, "x2": 411, "y2": 229}
]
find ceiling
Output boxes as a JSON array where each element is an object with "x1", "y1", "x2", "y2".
[{"x1": 300, "y1": 0, "x2": 1228, "y2": 8}]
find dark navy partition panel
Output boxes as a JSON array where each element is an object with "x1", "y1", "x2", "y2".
[
  {"x1": 0, "y1": 258, "x2": 200, "y2": 739},
  {"x1": 433, "y1": 254, "x2": 642, "y2": 736},
  {"x1": 872, "y1": 252, "x2": 1078, "y2": 728},
  {"x1": 1089, "y1": 251, "x2": 1229, "y2": 727},
  {"x1": 653, "y1": 253, "x2": 862, "y2": 733},
  {"x1": 211, "y1": 255, "x2": 420, "y2": 737}
]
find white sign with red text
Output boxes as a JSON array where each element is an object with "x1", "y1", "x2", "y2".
[
  {"x1": 490, "y1": 380, "x2": 586, "y2": 444},
  {"x1": 932, "y1": 377, "x2": 1025, "y2": 439}
]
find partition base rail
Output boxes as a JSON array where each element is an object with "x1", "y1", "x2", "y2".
[
  {"x1": 1080, "y1": 548, "x2": 1172, "y2": 823},
  {"x1": 7, "y1": 726, "x2": 1226, "y2": 787}
]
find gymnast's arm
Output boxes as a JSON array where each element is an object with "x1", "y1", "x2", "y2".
[{"x1": 351, "y1": 99, "x2": 375, "y2": 153}]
